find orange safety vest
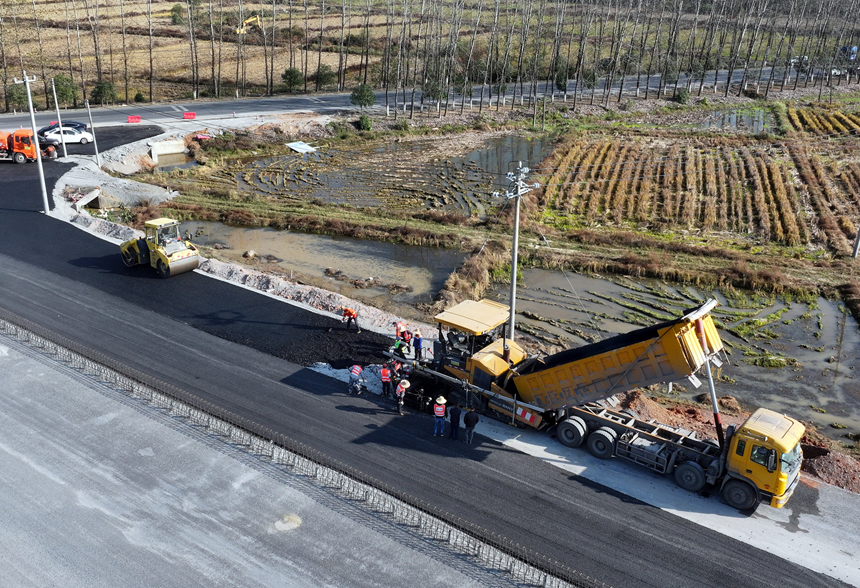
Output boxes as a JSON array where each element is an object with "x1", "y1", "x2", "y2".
[
  {"x1": 402, "y1": 330, "x2": 412, "y2": 343},
  {"x1": 343, "y1": 308, "x2": 357, "y2": 319},
  {"x1": 395, "y1": 321, "x2": 404, "y2": 337},
  {"x1": 395, "y1": 382, "x2": 407, "y2": 397},
  {"x1": 434, "y1": 403, "x2": 446, "y2": 417},
  {"x1": 381, "y1": 367, "x2": 391, "y2": 382},
  {"x1": 350, "y1": 365, "x2": 362, "y2": 377}
]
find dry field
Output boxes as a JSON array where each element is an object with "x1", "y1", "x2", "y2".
[
  {"x1": 2, "y1": 0, "x2": 383, "y2": 103},
  {"x1": 538, "y1": 106, "x2": 860, "y2": 258}
]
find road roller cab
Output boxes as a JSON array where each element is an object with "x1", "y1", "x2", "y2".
[{"x1": 120, "y1": 217, "x2": 200, "y2": 278}]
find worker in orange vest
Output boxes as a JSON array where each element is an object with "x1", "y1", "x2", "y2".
[
  {"x1": 348, "y1": 364, "x2": 364, "y2": 394},
  {"x1": 393, "y1": 320, "x2": 404, "y2": 339},
  {"x1": 394, "y1": 379, "x2": 409, "y2": 415},
  {"x1": 380, "y1": 364, "x2": 392, "y2": 398},
  {"x1": 341, "y1": 306, "x2": 361, "y2": 333},
  {"x1": 433, "y1": 396, "x2": 447, "y2": 436}
]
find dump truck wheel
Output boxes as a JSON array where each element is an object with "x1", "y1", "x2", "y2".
[
  {"x1": 156, "y1": 260, "x2": 170, "y2": 279},
  {"x1": 13, "y1": 152, "x2": 26, "y2": 164},
  {"x1": 675, "y1": 461, "x2": 706, "y2": 492},
  {"x1": 721, "y1": 479, "x2": 758, "y2": 511},
  {"x1": 121, "y1": 250, "x2": 136, "y2": 267},
  {"x1": 557, "y1": 417, "x2": 587, "y2": 448},
  {"x1": 587, "y1": 427, "x2": 617, "y2": 459}
]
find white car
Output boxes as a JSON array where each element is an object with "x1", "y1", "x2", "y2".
[{"x1": 41, "y1": 127, "x2": 94, "y2": 145}]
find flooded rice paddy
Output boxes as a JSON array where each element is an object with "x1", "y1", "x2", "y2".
[
  {"x1": 490, "y1": 268, "x2": 860, "y2": 440},
  {"x1": 181, "y1": 221, "x2": 465, "y2": 318},
  {"x1": 698, "y1": 108, "x2": 773, "y2": 133},
  {"x1": 210, "y1": 134, "x2": 553, "y2": 218}
]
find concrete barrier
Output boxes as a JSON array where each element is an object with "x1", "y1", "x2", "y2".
[{"x1": 148, "y1": 139, "x2": 186, "y2": 164}]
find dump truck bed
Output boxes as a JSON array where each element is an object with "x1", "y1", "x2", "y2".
[{"x1": 512, "y1": 300, "x2": 722, "y2": 410}]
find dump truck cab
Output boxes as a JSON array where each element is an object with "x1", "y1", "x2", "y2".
[
  {"x1": 724, "y1": 408, "x2": 805, "y2": 509},
  {"x1": 120, "y1": 218, "x2": 200, "y2": 278},
  {"x1": 0, "y1": 129, "x2": 57, "y2": 163}
]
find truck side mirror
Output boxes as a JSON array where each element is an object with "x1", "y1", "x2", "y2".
[{"x1": 767, "y1": 449, "x2": 777, "y2": 473}]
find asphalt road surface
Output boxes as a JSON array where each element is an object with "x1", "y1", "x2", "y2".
[{"x1": 0, "y1": 125, "x2": 852, "y2": 588}]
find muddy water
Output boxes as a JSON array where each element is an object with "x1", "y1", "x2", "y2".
[
  {"x1": 698, "y1": 108, "x2": 772, "y2": 133},
  {"x1": 223, "y1": 134, "x2": 554, "y2": 218},
  {"x1": 490, "y1": 268, "x2": 860, "y2": 441},
  {"x1": 181, "y1": 221, "x2": 465, "y2": 317},
  {"x1": 155, "y1": 152, "x2": 196, "y2": 171}
]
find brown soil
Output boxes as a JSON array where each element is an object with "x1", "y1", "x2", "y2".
[{"x1": 617, "y1": 388, "x2": 860, "y2": 494}]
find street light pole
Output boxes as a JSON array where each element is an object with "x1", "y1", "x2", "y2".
[
  {"x1": 493, "y1": 162, "x2": 539, "y2": 343},
  {"x1": 14, "y1": 70, "x2": 51, "y2": 213},
  {"x1": 51, "y1": 78, "x2": 68, "y2": 158}
]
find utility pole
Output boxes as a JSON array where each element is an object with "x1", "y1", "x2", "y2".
[
  {"x1": 493, "y1": 162, "x2": 539, "y2": 344},
  {"x1": 51, "y1": 78, "x2": 68, "y2": 158},
  {"x1": 84, "y1": 100, "x2": 101, "y2": 167},
  {"x1": 14, "y1": 71, "x2": 50, "y2": 213}
]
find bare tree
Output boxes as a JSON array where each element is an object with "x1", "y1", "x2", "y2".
[
  {"x1": 0, "y1": 15, "x2": 8, "y2": 112},
  {"x1": 29, "y1": 0, "x2": 50, "y2": 105},
  {"x1": 148, "y1": 0, "x2": 154, "y2": 100},
  {"x1": 186, "y1": 0, "x2": 200, "y2": 97},
  {"x1": 83, "y1": 0, "x2": 103, "y2": 81},
  {"x1": 120, "y1": 0, "x2": 129, "y2": 102}
]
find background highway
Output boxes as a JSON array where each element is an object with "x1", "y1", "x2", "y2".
[{"x1": 0, "y1": 119, "x2": 852, "y2": 587}]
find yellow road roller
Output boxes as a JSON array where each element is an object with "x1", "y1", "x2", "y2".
[{"x1": 120, "y1": 217, "x2": 200, "y2": 278}]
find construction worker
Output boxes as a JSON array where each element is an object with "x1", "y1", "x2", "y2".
[
  {"x1": 394, "y1": 379, "x2": 409, "y2": 415},
  {"x1": 380, "y1": 364, "x2": 392, "y2": 398},
  {"x1": 433, "y1": 396, "x2": 447, "y2": 436},
  {"x1": 393, "y1": 336, "x2": 408, "y2": 359},
  {"x1": 413, "y1": 328, "x2": 423, "y2": 361},
  {"x1": 393, "y1": 320, "x2": 404, "y2": 339},
  {"x1": 390, "y1": 358, "x2": 402, "y2": 379},
  {"x1": 348, "y1": 364, "x2": 364, "y2": 394},
  {"x1": 342, "y1": 306, "x2": 361, "y2": 333},
  {"x1": 401, "y1": 328, "x2": 412, "y2": 354}
]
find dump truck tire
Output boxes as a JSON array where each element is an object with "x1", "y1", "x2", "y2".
[
  {"x1": 156, "y1": 259, "x2": 170, "y2": 279},
  {"x1": 722, "y1": 479, "x2": 758, "y2": 511},
  {"x1": 587, "y1": 426, "x2": 617, "y2": 459},
  {"x1": 13, "y1": 152, "x2": 26, "y2": 164},
  {"x1": 557, "y1": 417, "x2": 587, "y2": 448},
  {"x1": 675, "y1": 461, "x2": 706, "y2": 492}
]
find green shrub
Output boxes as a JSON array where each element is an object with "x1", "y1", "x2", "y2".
[
  {"x1": 676, "y1": 87, "x2": 691, "y2": 105},
  {"x1": 393, "y1": 119, "x2": 410, "y2": 131},
  {"x1": 358, "y1": 115, "x2": 372, "y2": 131},
  {"x1": 134, "y1": 91, "x2": 146, "y2": 103},
  {"x1": 89, "y1": 81, "x2": 117, "y2": 105}
]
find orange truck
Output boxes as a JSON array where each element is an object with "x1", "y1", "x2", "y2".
[{"x1": 0, "y1": 129, "x2": 58, "y2": 163}]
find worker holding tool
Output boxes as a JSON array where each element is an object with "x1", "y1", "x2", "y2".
[
  {"x1": 348, "y1": 364, "x2": 364, "y2": 395},
  {"x1": 341, "y1": 306, "x2": 361, "y2": 333}
]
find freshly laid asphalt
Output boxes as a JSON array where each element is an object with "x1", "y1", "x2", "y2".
[{"x1": 0, "y1": 125, "x2": 851, "y2": 588}]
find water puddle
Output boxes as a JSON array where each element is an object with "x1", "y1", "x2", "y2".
[
  {"x1": 490, "y1": 268, "x2": 860, "y2": 441},
  {"x1": 155, "y1": 152, "x2": 196, "y2": 171},
  {"x1": 698, "y1": 108, "x2": 772, "y2": 133},
  {"x1": 182, "y1": 221, "x2": 465, "y2": 317},
  {"x1": 215, "y1": 134, "x2": 554, "y2": 218}
]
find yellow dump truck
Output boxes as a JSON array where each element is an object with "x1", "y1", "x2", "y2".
[
  {"x1": 120, "y1": 218, "x2": 200, "y2": 278},
  {"x1": 406, "y1": 298, "x2": 805, "y2": 511}
]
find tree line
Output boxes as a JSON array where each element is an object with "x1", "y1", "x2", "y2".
[{"x1": 1, "y1": 0, "x2": 857, "y2": 114}]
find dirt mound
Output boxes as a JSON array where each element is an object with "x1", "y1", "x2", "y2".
[
  {"x1": 802, "y1": 448, "x2": 860, "y2": 494},
  {"x1": 616, "y1": 389, "x2": 860, "y2": 494}
]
